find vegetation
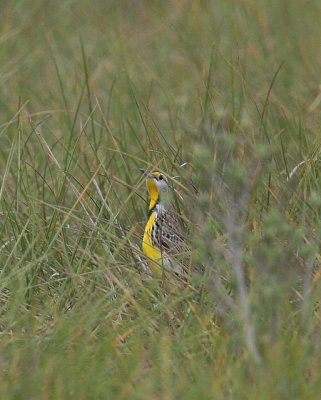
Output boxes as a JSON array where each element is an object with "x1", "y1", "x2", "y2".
[{"x1": 1, "y1": 1, "x2": 321, "y2": 398}]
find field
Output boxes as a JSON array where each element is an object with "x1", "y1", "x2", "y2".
[{"x1": 1, "y1": 1, "x2": 321, "y2": 398}]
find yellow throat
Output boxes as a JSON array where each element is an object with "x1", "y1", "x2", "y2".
[{"x1": 147, "y1": 177, "x2": 160, "y2": 211}]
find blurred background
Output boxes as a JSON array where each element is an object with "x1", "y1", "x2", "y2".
[{"x1": 1, "y1": 1, "x2": 321, "y2": 398}]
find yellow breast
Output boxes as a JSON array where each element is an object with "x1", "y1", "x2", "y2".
[{"x1": 142, "y1": 211, "x2": 163, "y2": 276}]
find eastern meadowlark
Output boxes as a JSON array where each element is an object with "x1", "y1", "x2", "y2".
[{"x1": 142, "y1": 170, "x2": 187, "y2": 276}]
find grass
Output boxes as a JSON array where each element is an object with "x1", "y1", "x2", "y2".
[{"x1": 1, "y1": 0, "x2": 321, "y2": 398}]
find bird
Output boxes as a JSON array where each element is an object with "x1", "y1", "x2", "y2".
[{"x1": 142, "y1": 170, "x2": 188, "y2": 277}]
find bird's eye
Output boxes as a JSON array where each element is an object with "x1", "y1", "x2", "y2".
[{"x1": 159, "y1": 175, "x2": 163, "y2": 180}]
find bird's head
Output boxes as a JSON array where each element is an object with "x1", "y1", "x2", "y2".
[
  {"x1": 147, "y1": 170, "x2": 168, "y2": 193},
  {"x1": 144, "y1": 170, "x2": 169, "y2": 211}
]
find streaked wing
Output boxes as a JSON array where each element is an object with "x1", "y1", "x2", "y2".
[{"x1": 157, "y1": 209, "x2": 189, "y2": 255}]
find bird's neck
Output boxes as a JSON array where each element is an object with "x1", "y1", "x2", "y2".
[
  {"x1": 147, "y1": 179, "x2": 160, "y2": 212},
  {"x1": 148, "y1": 192, "x2": 171, "y2": 214},
  {"x1": 148, "y1": 190, "x2": 160, "y2": 212}
]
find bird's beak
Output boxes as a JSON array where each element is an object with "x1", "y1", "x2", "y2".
[{"x1": 139, "y1": 168, "x2": 154, "y2": 179}]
